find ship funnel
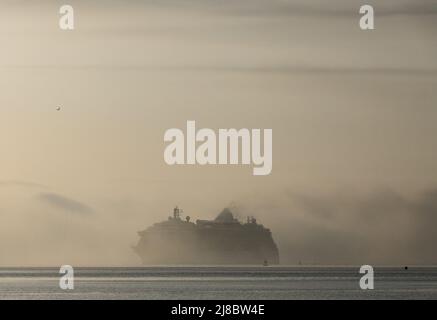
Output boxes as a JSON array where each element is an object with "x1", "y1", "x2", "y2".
[{"x1": 215, "y1": 208, "x2": 237, "y2": 223}]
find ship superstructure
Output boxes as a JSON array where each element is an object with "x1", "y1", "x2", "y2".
[{"x1": 134, "y1": 207, "x2": 280, "y2": 265}]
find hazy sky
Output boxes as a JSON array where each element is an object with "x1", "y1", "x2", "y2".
[{"x1": 0, "y1": 0, "x2": 436, "y2": 266}]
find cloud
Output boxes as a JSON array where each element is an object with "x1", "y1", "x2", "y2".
[
  {"x1": 38, "y1": 193, "x2": 94, "y2": 215},
  {"x1": 229, "y1": 1, "x2": 437, "y2": 18},
  {"x1": 4, "y1": 64, "x2": 436, "y2": 77},
  {"x1": 0, "y1": 180, "x2": 47, "y2": 189},
  {"x1": 130, "y1": 0, "x2": 437, "y2": 17}
]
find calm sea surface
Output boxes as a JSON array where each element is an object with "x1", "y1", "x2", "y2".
[{"x1": 0, "y1": 266, "x2": 436, "y2": 300}]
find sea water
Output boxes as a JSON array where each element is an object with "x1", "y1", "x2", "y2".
[{"x1": 0, "y1": 266, "x2": 436, "y2": 300}]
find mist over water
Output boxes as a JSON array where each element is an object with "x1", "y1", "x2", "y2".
[
  {"x1": 1, "y1": 182, "x2": 437, "y2": 266},
  {"x1": 239, "y1": 187, "x2": 437, "y2": 265}
]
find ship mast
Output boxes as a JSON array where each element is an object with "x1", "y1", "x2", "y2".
[{"x1": 173, "y1": 206, "x2": 183, "y2": 220}]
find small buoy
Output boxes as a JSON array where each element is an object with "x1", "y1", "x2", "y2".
[{"x1": 56, "y1": 106, "x2": 61, "y2": 111}]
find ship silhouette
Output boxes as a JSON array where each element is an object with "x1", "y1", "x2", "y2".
[{"x1": 134, "y1": 206, "x2": 280, "y2": 265}]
